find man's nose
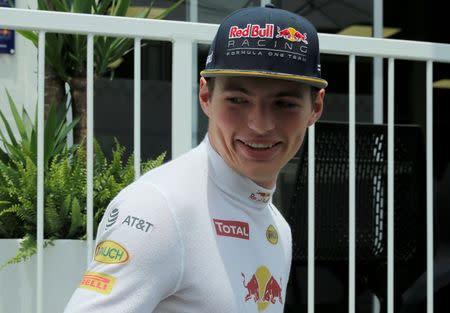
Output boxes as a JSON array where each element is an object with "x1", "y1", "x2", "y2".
[{"x1": 247, "y1": 103, "x2": 275, "y2": 134}]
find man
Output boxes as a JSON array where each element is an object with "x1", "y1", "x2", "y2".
[{"x1": 64, "y1": 4, "x2": 326, "y2": 313}]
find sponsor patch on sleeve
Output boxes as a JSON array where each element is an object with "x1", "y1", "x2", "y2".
[
  {"x1": 79, "y1": 272, "x2": 116, "y2": 295},
  {"x1": 94, "y1": 240, "x2": 129, "y2": 264}
]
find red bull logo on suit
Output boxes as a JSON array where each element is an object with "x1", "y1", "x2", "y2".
[{"x1": 242, "y1": 266, "x2": 283, "y2": 311}]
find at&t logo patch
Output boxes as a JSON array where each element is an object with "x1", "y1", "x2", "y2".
[{"x1": 122, "y1": 215, "x2": 154, "y2": 233}]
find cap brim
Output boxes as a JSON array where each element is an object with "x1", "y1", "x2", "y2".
[{"x1": 200, "y1": 69, "x2": 328, "y2": 89}]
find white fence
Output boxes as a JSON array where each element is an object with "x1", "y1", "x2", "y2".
[{"x1": 1, "y1": 6, "x2": 450, "y2": 313}]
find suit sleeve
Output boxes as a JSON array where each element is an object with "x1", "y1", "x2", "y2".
[{"x1": 64, "y1": 181, "x2": 183, "y2": 313}]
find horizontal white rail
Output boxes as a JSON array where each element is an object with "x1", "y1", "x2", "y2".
[
  {"x1": 0, "y1": 7, "x2": 216, "y2": 43},
  {"x1": 1, "y1": 8, "x2": 450, "y2": 62}
]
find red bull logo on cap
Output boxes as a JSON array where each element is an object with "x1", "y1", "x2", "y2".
[
  {"x1": 229, "y1": 24, "x2": 274, "y2": 39},
  {"x1": 242, "y1": 266, "x2": 283, "y2": 311},
  {"x1": 276, "y1": 26, "x2": 308, "y2": 44}
]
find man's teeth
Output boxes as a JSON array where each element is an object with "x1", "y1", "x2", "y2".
[{"x1": 245, "y1": 142, "x2": 274, "y2": 149}]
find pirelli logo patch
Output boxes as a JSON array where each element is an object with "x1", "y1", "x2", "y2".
[
  {"x1": 213, "y1": 219, "x2": 249, "y2": 240},
  {"x1": 79, "y1": 272, "x2": 116, "y2": 295}
]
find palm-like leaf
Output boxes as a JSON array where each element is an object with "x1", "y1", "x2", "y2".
[
  {"x1": 0, "y1": 89, "x2": 79, "y2": 168},
  {"x1": 17, "y1": 0, "x2": 184, "y2": 81}
]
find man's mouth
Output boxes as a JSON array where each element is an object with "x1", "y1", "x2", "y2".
[{"x1": 239, "y1": 140, "x2": 278, "y2": 150}]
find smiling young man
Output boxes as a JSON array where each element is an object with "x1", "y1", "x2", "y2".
[
  {"x1": 64, "y1": 4, "x2": 326, "y2": 313},
  {"x1": 199, "y1": 76, "x2": 324, "y2": 189}
]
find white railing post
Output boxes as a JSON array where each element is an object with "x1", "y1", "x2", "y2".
[
  {"x1": 86, "y1": 34, "x2": 94, "y2": 264},
  {"x1": 307, "y1": 124, "x2": 315, "y2": 313},
  {"x1": 348, "y1": 54, "x2": 356, "y2": 313},
  {"x1": 373, "y1": 0, "x2": 383, "y2": 124},
  {"x1": 387, "y1": 57, "x2": 395, "y2": 313},
  {"x1": 426, "y1": 60, "x2": 434, "y2": 313},
  {"x1": 134, "y1": 37, "x2": 142, "y2": 179},
  {"x1": 36, "y1": 30, "x2": 46, "y2": 313},
  {"x1": 171, "y1": 38, "x2": 193, "y2": 158}
]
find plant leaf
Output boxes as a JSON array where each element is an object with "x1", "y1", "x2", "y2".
[{"x1": 154, "y1": 0, "x2": 184, "y2": 20}]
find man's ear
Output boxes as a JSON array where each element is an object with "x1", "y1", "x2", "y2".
[
  {"x1": 307, "y1": 88, "x2": 325, "y2": 127},
  {"x1": 199, "y1": 77, "x2": 211, "y2": 117}
]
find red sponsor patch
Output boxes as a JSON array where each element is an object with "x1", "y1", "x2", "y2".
[
  {"x1": 229, "y1": 24, "x2": 274, "y2": 39},
  {"x1": 79, "y1": 272, "x2": 116, "y2": 295},
  {"x1": 213, "y1": 219, "x2": 250, "y2": 240}
]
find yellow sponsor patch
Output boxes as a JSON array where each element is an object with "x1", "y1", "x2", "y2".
[
  {"x1": 94, "y1": 240, "x2": 129, "y2": 264},
  {"x1": 266, "y1": 224, "x2": 278, "y2": 245},
  {"x1": 79, "y1": 272, "x2": 116, "y2": 295}
]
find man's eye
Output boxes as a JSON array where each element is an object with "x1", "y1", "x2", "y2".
[
  {"x1": 227, "y1": 97, "x2": 246, "y2": 104},
  {"x1": 276, "y1": 100, "x2": 297, "y2": 108}
]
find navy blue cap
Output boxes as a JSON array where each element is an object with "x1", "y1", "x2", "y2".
[{"x1": 200, "y1": 4, "x2": 328, "y2": 89}]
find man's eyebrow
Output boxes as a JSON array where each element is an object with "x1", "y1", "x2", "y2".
[
  {"x1": 274, "y1": 90, "x2": 305, "y2": 99},
  {"x1": 221, "y1": 81, "x2": 251, "y2": 95},
  {"x1": 221, "y1": 80, "x2": 305, "y2": 98}
]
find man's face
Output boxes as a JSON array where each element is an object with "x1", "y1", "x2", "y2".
[{"x1": 199, "y1": 76, "x2": 324, "y2": 188}]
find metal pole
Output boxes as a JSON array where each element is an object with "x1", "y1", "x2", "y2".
[
  {"x1": 86, "y1": 34, "x2": 94, "y2": 264},
  {"x1": 373, "y1": 0, "x2": 383, "y2": 124},
  {"x1": 348, "y1": 54, "x2": 356, "y2": 313},
  {"x1": 426, "y1": 60, "x2": 434, "y2": 313},
  {"x1": 387, "y1": 57, "x2": 395, "y2": 313},
  {"x1": 308, "y1": 124, "x2": 316, "y2": 313},
  {"x1": 134, "y1": 38, "x2": 142, "y2": 179},
  {"x1": 172, "y1": 38, "x2": 193, "y2": 158},
  {"x1": 36, "y1": 30, "x2": 46, "y2": 313},
  {"x1": 189, "y1": 0, "x2": 199, "y2": 146}
]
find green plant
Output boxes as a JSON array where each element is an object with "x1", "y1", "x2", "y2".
[
  {"x1": 0, "y1": 89, "x2": 79, "y2": 169},
  {"x1": 0, "y1": 92, "x2": 166, "y2": 269},
  {"x1": 18, "y1": 0, "x2": 184, "y2": 80},
  {"x1": 16, "y1": 0, "x2": 185, "y2": 142}
]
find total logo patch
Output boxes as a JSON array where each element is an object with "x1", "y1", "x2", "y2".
[
  {"x1": 266, "y1": 224, "x2": 278, "y2": 245},
  {"x1": 79, "y1": 272, "x2": 116, "y2": 295},
  {"x1": 213, "y1": 219, "x2": 249, "y2": 240},
  {"x1": 94, "y1": 240, "x2": 129, "y2": 264}
]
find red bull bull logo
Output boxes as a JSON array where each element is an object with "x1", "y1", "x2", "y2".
[
  {"x1": 249, "y1": 191, "x2": 271, "y2": 203},
  {"x1": 242, "y1": 266, "x2": 283, "y2": 311},
  {"x1": 276, "y1": 26, "x2": 308, "y2": 44}
]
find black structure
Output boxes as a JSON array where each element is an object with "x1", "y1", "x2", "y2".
[{"x1": 283, "y1": 121, "x2": 430, "y2": 312}]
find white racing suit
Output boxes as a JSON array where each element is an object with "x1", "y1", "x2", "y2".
[{"x1": 64, "y1": 136, "x2": 292, "y2": 313}]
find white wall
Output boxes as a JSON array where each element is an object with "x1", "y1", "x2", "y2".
[
  {"x1": 0, "y1": 240, "x2": 88, "y2": 313},
  {"x1": 0, "y1": 0, "x2": 37, "y2": 135}
]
